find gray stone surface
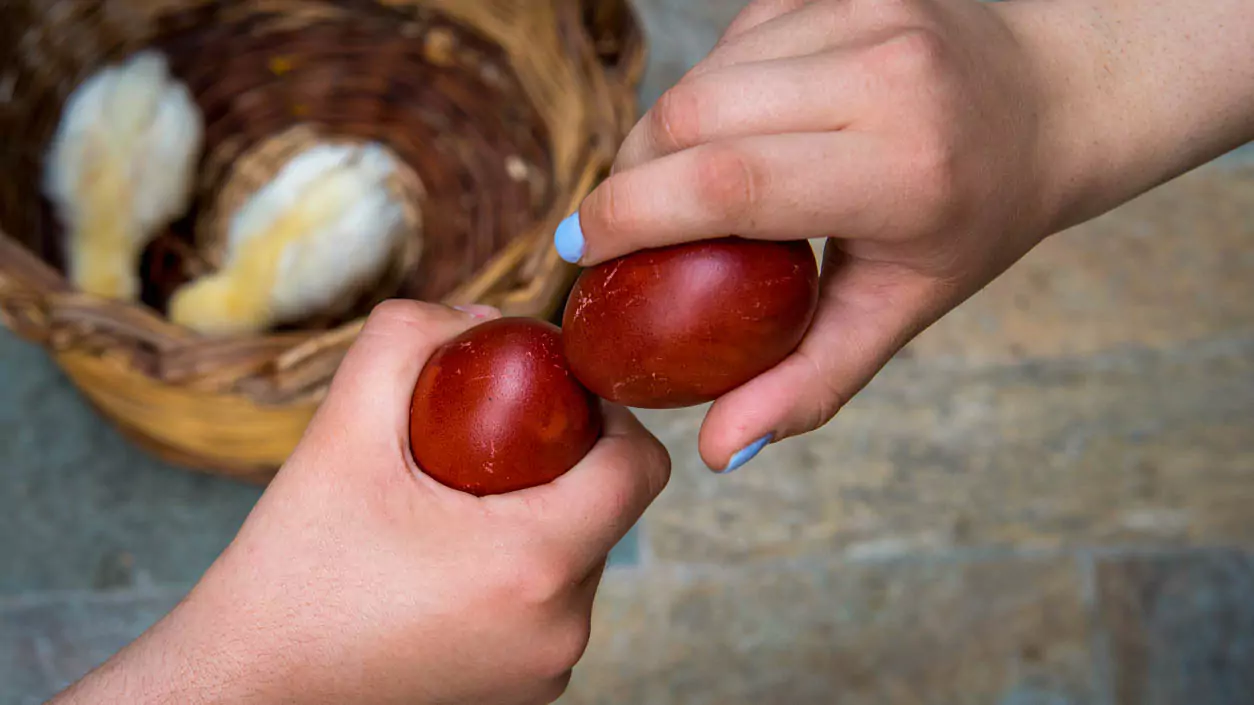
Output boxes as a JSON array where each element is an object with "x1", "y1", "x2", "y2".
[
  {"x1": 3, "y1": 0, "x2": 1254, "y2": 704},
  {"x1": 642, "y1": 324, "x2": 1254, "y2": 564},
  {"x1": 563, "y1": 555, "x2": 1099, "y2": 705},
  {"x1": 629, "y1": 0, "x2": 744, "y2": 105},
  {"x1": 0, "y1": 329, "x2": 263, "y2": 594},
  {"x1": 1095, "y1": 551, "x2": 1254, "y2": 705},
  {"x1": 0, "y1": 588, "x2": 187, "y2": 705}
]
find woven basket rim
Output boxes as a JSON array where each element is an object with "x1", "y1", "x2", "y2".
[{"x1": 0, "y1": 0, "x2": 646, "y2": 409}]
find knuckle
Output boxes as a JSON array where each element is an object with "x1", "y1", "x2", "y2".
[
  {"x1": 532, "y1": 622, "x2": 592, "y2": 680},
  {"x1": 603, "y1": 470, "x2": 638, "y2": 515},
  {"x1": 358, "y1": 298, "x2": 472, "y2": 346},
  {"x1": 595, "y1": 433, "x2": 672, "y2": 512},
  {"x1": 582, "y1": 176, "x2": 638, "y2": 240},
  {"x1": 720, "y1": 0, "x2": 807, "y2": 46},
  {"x1": 640, "y1": 435, "x2": 673, "y2": 500},
  {"x1": 651, "y1": 82, "x2": 705, "y2": 152},
  {"x1": 744, "y1": 0, "x2": 786, "y2": 13},
  {"x1": 692, "y1": 144, "x2": 762, "y2": 224},
  {"x1": 869, "y1": 27, "x2": 948, "y2": 82},
  {"x1": 529, "y1": 671, "x2": 574, "y2": 705},
  {"x1": 863, "y1": 0, "x2": 918, "y2": 23},
  {"x1": 509, "y1": 550, "x2": 581, "y2": 608},
  {"x1": 358, "y1": 299, "x2": 446, "y2": 342},
  {"x1": 749, "y1": 0, "x2": 810, "y2": 20},
  {"x1": 363, "y1": 298, "x2": 424, "y2": 330},
  {"x1": 797, "y1": 349, "x2": 847, "y2": 430},
  {"x1": 904, "y1": 134, "x2": 961, "y2": 229},
  {"x1": 584, "y1": 454, "x2": 641, "y2": 516}
]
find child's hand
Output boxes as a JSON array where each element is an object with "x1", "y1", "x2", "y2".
[
  {"x1": 558, "y1": 0, "x2": 1068, "y2": 471},
  {"x1": 52, "y1": 301, "x2": 671, "y2": 705},
  {"x1": 556, "y1": 0, "x2": 1254, "y2": 472}
]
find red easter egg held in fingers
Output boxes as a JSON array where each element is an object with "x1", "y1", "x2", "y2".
[
  {"x1": 562, "y1": 237, "x2": 820, "y2": 409},
  {"x1": 409, "y1": 317, "x2": 602, "y2": 496}
]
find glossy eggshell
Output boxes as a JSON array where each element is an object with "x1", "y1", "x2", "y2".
[
  {"x1": 408, "y1": 317, "x2": 602, "y2": 496},
  {"x1": 562, "y1": 237, "x2": 820, "y2": 409}
]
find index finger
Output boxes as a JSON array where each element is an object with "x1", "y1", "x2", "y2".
[
  {"x1": 564, "y1": 131, "x2": 896, "y2": 266},
  {"x1": 490, "y1": 403, "x2": 671, "y2": 573}
]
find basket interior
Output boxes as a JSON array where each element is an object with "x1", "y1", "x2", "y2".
[{"x1": 0, "y1": 0, "x2": 560, "y2": 331}]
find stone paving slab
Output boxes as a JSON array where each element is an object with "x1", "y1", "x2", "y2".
[
  {"x1": 2, "y1": 0, "x2": 1253, "y2": 703},
  {"x1": 906, "y1": 167, "x2": 1254, "y2": 366},
  {"x1": 639, "y1": 331, "x2": 1254, "y2": 564},
  {"x1": 561, "y1": 555, "x2": 1098, "y2": 705},
  {"x1": 0, "y1": 334, "x2": 263, "y2": 594},
  {"x1": 1094, "y1": 551, "x2": 1254, "y2": 705},
  {"x1": 0, "y1": 587, "x2": 188, "y2": 705},
  {"x1": 636, "y1": 163, "x2": 1254, "y2": 564}
]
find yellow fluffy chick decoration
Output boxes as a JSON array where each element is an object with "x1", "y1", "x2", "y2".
[
  {"x1": 168, "y1": 142, "x2": 411, "y2": 337},
  {"x1": 43, "y1": 50, "x2": 204, "y2": 302}
]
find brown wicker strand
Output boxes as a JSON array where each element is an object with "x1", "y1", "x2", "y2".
[{"x1": 0, "y1": 0, "x2": 644, "y2": 481}]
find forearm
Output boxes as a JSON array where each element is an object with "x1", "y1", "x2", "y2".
[
  {"x1": 47, "y1": 618, "x2": 200, "y2": 705},
  {"x1": 999, "y1": 0, "x2": 1254, "y2": 231},
  {"x1": 45, "y1": 592, "x2": 282, "y2": 705}
]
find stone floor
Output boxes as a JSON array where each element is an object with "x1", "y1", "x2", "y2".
[{"x1": 4, "y1": 1, "x2": 1254, "y2": 704}]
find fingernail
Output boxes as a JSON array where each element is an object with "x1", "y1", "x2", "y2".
[
  {"x1": 554, "y1": 212, "x2": 585, "y2": 263},
  {"x1": 453, "y1": 304, "x2": 501, "y2": 320},
  {"x1": 720, "y1": 433, "x2": 774, "y2": 474}
]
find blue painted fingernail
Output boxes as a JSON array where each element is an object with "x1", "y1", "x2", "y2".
[
  {"x1": 721, "y1": 433, "x2": 774, "y2": 474},
  {"x1": 554, "y1": 212, "x2": 585, "y2": 263}
]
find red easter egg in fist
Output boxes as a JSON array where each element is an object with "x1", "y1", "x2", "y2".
[
  {"x1": 563, "y1": 237, "x2": 820, "y2": 408},
  {"x1": 409, "y1": 317, "x2": 602, "y2": 496}
]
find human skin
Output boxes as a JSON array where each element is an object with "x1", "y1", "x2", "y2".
[
  {"x1": 46, "y1": 302, "x2": 671, "y2": 705},
  {"x1": 554, "y1": 0, "x2": 1254, "y2": 472},
  {"x1": 38, "y1": 0, "x2": 1254, "y2": 701}
]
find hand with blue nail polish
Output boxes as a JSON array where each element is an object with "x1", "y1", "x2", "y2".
[
  {"x1": 559, "y1": 0, "x2": 1254, "y2": 472},
  {"x1": 47, "y1": 301, "x2": 672, "y2": 705},
  {"x1": 554, "y1": 211, "x2": 585, "y2": 264}
]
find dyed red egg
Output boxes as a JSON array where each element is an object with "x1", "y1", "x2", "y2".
[
  {"x1": 562, "y1": 237, "x2": 820, "y2": 408},
  {"x1": 408, "y1": 317, "x2": 602, "y2": 496}
]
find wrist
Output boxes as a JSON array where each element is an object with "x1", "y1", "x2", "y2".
[
  {"x1": 996, "y1": 0, "x2": 1254, "y2": 235},
  {"x1": 49, "y1": 586, "x2": 289, "y2": 705},
  {"x1": 993, "y1": 0, "x2": 1131, "y2": 235}
]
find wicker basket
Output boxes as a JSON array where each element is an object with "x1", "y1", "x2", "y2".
[{"x1": 0, "y1": 0, "x2": 644, "y2": 482}]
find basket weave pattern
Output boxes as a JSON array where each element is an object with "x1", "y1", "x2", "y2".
[{"x1": 0, "y1": 0, "x2": 644, "y2": 481}]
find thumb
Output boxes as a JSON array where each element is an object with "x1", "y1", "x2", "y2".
[
  {"x1": 299, "y1": 300, "x2": 501, "y2": 461},
  {"x1": 698, "y1": 248, "x2": 948, "y2": 472},
  {"x1": 493, "y1": 403, "x2": 672, "y2": 578}
]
